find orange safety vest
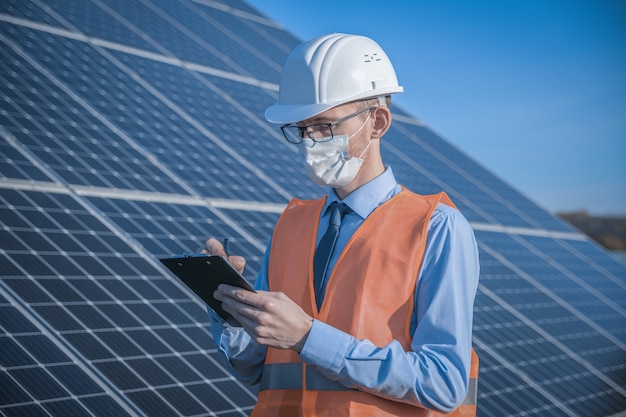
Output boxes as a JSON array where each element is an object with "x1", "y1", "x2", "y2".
[{"x1": 252, "y1": 189, "x2": 478, "y2": 417}]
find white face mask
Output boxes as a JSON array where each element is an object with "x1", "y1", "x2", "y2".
[{"x1": 300, "y1": 113, "x2": 372, "y2": 187}]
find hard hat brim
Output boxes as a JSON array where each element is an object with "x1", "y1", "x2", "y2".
[
  {"x1": 265, "y1": 102, "x2": 338, "y2": 125},
  {"x1": 265, "y1": 86, "x2": 404, "y2": 125}
]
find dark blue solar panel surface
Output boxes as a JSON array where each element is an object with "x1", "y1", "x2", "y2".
[
  {"x1": 0, "y1": 0, "x2": 624, "y2": 416},
  {"x1": 0, "y1": 187, "x2": 261, "y2": 416}
]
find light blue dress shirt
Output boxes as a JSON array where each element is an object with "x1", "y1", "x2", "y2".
[{"x1": 209, "y1": 166, "x2": 480, "y2": 412}]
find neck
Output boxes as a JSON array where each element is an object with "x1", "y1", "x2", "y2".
[{"x1": 335, "y1": 157, "x2": 385, "y2": 200}]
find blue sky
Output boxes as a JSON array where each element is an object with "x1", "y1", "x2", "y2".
[{"x1": 245, "y1": 0, "x2": 626, "y2": 215}]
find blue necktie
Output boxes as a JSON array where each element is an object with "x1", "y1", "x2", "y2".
[{"x1": 313, "y1": 202, "x2": 351, "y2": 309}]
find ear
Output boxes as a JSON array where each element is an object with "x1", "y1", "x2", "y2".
[{"x1": 371, "y1": 106, "x2": 392, "y2": 139}]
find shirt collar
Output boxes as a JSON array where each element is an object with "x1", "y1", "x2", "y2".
[{"x1": 325, "y1": 166, "x2": 400, "y2": 219}]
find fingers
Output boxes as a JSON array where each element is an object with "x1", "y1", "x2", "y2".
[
  {"x1": 216, "y1": 286, "x2": 270, "y2": 332},
  {"x1": 204, "y1": 238, "x2": 246, "y2": 274},
  {"x1": 204, "y1": 238, "x2": 226, "y2": 256},
  {"x1": 215, "y1": 284, "x2": 259, "y2": 305},
  {"x1": 227, "y1": 255, "x2": 246, "y2": 274},
  {"x1": 215, "y1": 287, "x2": 313, "y2": 351},
  {"x1": 215, "y1": 285, "x2": 266, "y2": 321}
]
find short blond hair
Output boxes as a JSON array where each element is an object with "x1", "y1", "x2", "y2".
[{"x1": 359, "y1": 95, "x2": 392, "y2": 109}]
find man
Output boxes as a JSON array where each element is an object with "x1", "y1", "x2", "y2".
[{"x1": 207, "y1": 33, "x2": 480, "y2": 416}]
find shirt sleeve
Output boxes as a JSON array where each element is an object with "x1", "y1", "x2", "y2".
[
  {"x1": 298, "y1": 204, "x2": 480, "y2": 412},
  {"x1": 208, "y1": 243, "x2": 271, "y2": 385}
]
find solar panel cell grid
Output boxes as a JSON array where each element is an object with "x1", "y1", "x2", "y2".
[
  {"x1": 1, "y1": 0, "x2": 58, "y2": 27},
  {"x1": 0, "y1": 337, "x2": 36, "y2": 367},
  {"x1": 13, "y1": 374, "x2": 63, "y2": 409},
  {"x1": 478, "y1": 376, "x2": 533, "y2": 416},
  {"x1": 4, "y1": 24, "x2": 314, "y2": 202},
  {"x1": 3, "y1": 44, "x2": 191, "y2": 191},
  {"x1": 382, "y1": 133, "x2": 505, "y2": 226},
  {"x1": 52, "y1": 0, "x2": 162, "y2": 53},
  {"x1": 0, "y1": 305, "x2": 133, "y2": 417},
  {"x1": 149, "y1": 0, "x2": 282, "y2": 81},
  {"x1": 393, "y1": 121, "x2": 577, "y2": 231},
  {"x1": 0, "y1": 187, "x2": 260, "y2": 415},
  {"x1": 0, "y1": 137, "x2": 52, "y2": 182},
  {"x1": 86, "y1": 196, "x2": 275, "y2": 278}
]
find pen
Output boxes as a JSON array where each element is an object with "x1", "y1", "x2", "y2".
[
  {"x1": 200, "y1": 238, "x2": 230, "y2": 256},
  {"x1": 222, "y1": 238, "x2": 230, "y2": 256}
]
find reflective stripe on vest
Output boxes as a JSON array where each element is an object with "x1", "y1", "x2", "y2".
[
  {"x1": 464, "y1": 378, "x2": 477, "y2": 406},
  {"x1": 260, "y1": 362, "x2": 478, "y2": 406},
  {"x1": 260, "y1": 363, "x2": 352, "y2": 392}
]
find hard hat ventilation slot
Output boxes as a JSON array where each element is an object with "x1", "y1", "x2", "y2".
[{"x1": 363, "y1": 53, "x2": 382, "y2": 63}]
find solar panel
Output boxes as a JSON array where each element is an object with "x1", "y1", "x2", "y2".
[{"x1": 1, "y1": 1, "x2": 625, "y2": 416}]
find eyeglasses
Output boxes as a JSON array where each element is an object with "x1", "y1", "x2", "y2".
[{"x1": 280, "y1": 106, "x2": 376, "y2": 144}]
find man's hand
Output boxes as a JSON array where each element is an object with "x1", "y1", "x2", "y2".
[
  {"x1": 204, "y1": 238, "x2": 246, "y2": 274},
  {"x1": 214, "y1": 284, "x2": 313, "y2": 352}
]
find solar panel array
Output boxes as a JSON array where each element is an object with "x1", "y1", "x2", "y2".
[{"x1": 1, "y1": 1, "x2": 625, "y2": 416}]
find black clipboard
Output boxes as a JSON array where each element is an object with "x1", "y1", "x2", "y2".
[{"x1": 159, "y1": 254, "x2": 254, "y2": 326}]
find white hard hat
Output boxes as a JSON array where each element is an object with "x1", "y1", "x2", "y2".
[{"x1": 265, "y1": 33, "x2": 403, "y2": 124}]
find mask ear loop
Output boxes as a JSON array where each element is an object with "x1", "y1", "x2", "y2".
[
  {"x1": 349, "y1": 109, "x2": 375, "y2": 160},
  {"x1": 347, "y1": 108, "x2": 374, "y2": 140},
  {"x1": 356, "y1": 135, "x2": 374, "y2": 160}
]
